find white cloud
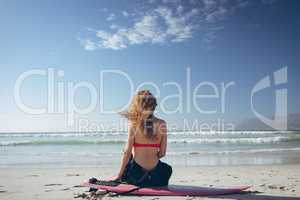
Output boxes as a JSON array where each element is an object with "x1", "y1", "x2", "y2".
[
  {"x1": 156, "y1": 7, "x2": 194, "y2": 42},
  {"x1": 122, "y1": 11, "x2": 129, "y2": 17},
  {"x1": 81, "y1": 39, "x2": 97, "y2": 51},
  {"x1": 205, "y1": 6, "x2": 228, "y2": 23},
  {"x1": 106, "y1": 13, "x2": 115, "y2": 21},
  {"x1": 100, "y1": 8, "x2": 108, "y2": 12},
  {"x1": 236, "y1": 0, "x2": 250, "y2": 8},
  {"x1": 94, "y1": 14, "x2": 165, "y2": 50},
  {"x1": 129, "y1": 15, "x2": 164, "y2": 44},
  {"x1": 83, "y1": 6, "x2": 200, "y2": 50},
  {"x1": 176, "y1": 5, "x2": 184, "y2": 13},
  {"x1": 96, "y1": 30, "x2": 111, "y2": 40},
  {"x1": 110, "y1": 24, "x2": 119, "y2": 30},
  {"x1": 79, "y1": 0, "x2": 260, "y2": 50},
  {"x1": 102, "y1": 33, "x2": 127, "y2": 50}
]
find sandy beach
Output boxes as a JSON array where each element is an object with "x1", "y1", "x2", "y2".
[{"x1": 0, "y1": 164, "x2": 299, "y2": 200}]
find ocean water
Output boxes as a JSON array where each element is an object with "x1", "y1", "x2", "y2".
[{"x1": 1, "y1": 131, "x2": 300, "y2": 168}]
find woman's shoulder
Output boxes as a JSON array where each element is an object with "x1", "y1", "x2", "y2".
[
  {"x1": 154, "y1": 117, "x2": 167, "y2": 135},
  {"x1": 154, "y1": 117, "x2": 166, "y2": 125}
]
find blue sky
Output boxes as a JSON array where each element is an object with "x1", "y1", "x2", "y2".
[{"x1": 0, "y1": 0, "x2": 299, "y2": 132}]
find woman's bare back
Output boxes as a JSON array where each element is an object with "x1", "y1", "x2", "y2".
[{"x1": 132, "y1": 117, "x2": 167, "y2": 170}]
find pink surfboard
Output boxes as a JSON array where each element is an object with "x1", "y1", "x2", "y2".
[{"x1": 82, "y1": 181, "x2": 251, "y2": 196}]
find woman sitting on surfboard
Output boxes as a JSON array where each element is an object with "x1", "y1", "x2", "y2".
[{"x1": 115, "y1": 90, "x2": 172, "y2": 187}]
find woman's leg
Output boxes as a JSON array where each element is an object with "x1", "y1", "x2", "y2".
[{"x1": 147, "y1": 161, "x2": 172, "y2": 186}]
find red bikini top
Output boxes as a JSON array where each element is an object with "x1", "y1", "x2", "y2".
[{"x1": 133, "y1": 142, "x2": 160, "y2": 148}]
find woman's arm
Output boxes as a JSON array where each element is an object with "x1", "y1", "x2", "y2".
[
  {"x1": 116, "y1": 123, "x2": 135, "y2": 179},
  {"x1": 157, "y1": 121, "x2": 167, "y2": 159}
]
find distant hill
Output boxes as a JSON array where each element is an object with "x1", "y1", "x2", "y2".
[{"x1": 237, "y1": 113, "x2": 300, "y2": 131}]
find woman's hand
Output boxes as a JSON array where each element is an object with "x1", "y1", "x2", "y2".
[{"x1": 108, "y1": 175, "x2": 121, "y2": 182}]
